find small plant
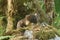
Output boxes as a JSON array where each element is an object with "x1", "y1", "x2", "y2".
[
  {"x1": 0, "y1": 26, "x2": 5, "y2": 36},
  {"x1": 0, "y1": 36, "x2": 14, "y2": 40}
]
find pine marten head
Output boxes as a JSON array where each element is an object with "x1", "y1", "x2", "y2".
[{"x1": 25, "y1": 14, "x2": 37, "y2": 25}]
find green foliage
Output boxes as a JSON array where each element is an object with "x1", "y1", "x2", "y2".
[
  {"x1": 57, "y1": 29, "x2": 60, "y2": 34},
  {"x1": 0, "y1": 26, "x2": 5, "y2": 36},
  {"x1": 53, "y1": 13, "x2": 60, "y2": 29},
  {"x1": 53, "y1": 0, "x2": 60, "y2": 29},
  {"x1": 55, "y1": 0, "x2": 60, "y2": 13},
  {"x1": 0, "y1": 36, "x2": 14, "y2": 40},
  {"x1": 0, "y1": 17, "x2": 5, "y2": 36}
]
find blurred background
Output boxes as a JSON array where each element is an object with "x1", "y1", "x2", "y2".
[{"x1": 0, "y1": 0, "x2": 60, "y2": 40}]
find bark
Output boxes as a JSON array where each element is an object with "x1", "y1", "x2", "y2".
[
  {"x1": 6, "y1": 0, "x2": 14, "y2": 32},
  {"x1": 44, "y1": 0, "x2": 55, "y2": 25}
]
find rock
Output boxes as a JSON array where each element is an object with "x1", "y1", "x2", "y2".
[{"x1": 24, "y1": 30, "x2": 33, "y2": 40}]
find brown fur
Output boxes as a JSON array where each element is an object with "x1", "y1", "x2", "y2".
[{"x1": 16, "y1": 14, "x2": 37, "y2": 30}]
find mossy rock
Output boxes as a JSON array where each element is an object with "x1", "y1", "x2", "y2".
[{"x1": 34, "y1": 25, "x2": 58, "y2": 40}]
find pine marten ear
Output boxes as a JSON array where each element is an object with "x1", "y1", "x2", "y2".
[
  {"x1": 25, "y1": 15, "x2": 30, "y2": 19},
  {"x1": 34, "y1": 13, "x2": 38, "y2": 16}
]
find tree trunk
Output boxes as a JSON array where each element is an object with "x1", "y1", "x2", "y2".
[
  {"x1": 44, "y1": 0, "x2": 55, "y2": 25},
  {"x1": 32, "y1": 0, "x2": 48, "y2": 23},
  {"x1": 6, "y1": 0, "x2": 14, "y2": 32}
]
